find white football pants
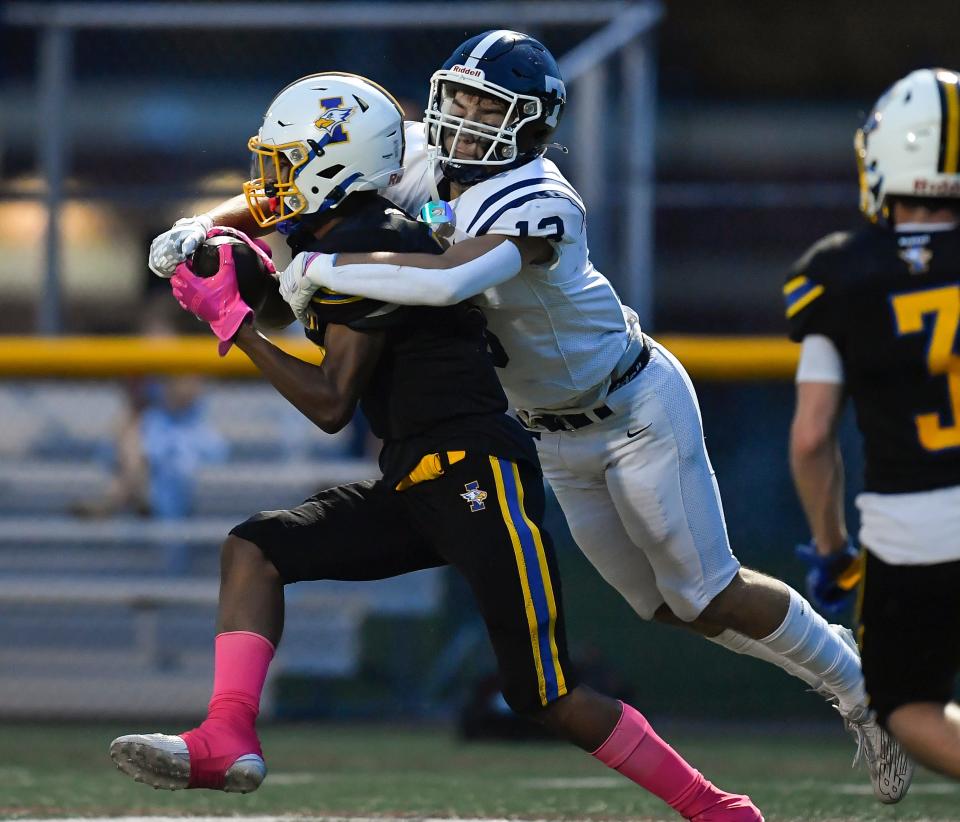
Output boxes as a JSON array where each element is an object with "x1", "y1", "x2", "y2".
[{"x1": 534, "y1": 338, "x2": 741, "y2": 622}]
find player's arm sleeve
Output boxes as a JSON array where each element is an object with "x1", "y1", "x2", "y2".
[
  {"x1": 795, "y1": 334, "x2": 845, "y2": 384},
  {"x1": 323, "y1": 238, "x2": 523, "y2": 307}
]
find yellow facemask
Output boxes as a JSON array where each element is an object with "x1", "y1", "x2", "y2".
[{"x1": 243, "y1": 137, "x2": 311, "y2": 228}]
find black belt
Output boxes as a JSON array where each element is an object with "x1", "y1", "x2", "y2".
[
  {"x1": 609, "y1": 341, "x2": 651, "y2": 393},
  {"x1": 524, "y1": 343, "x2": 650, "y2": 433}
]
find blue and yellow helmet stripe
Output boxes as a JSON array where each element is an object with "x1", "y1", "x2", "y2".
[{"x1": 936, "y1": 70, "x2": 960, "y2": 175}]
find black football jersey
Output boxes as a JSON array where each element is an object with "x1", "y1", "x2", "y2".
[
  {"x1": 287, "y1": 193, "x2": 536, "y2": 486},
  {"x1": 786, "y1": 222, "x2": 960, "y2": 493}
]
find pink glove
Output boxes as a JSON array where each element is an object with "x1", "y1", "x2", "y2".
[{"x1": 171, "y1": 243, "x2": 253, "y2": 356}]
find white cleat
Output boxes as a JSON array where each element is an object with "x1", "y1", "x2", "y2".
[
  {"x1": 109, "y1": 733, "x2": 266, "y2": 793},
  {"x1": 828, "y1": 625, "x2": 914, "y2": 804},
  {"x1": 842, "y1": 707, "x2": 914, "y2": 804}
]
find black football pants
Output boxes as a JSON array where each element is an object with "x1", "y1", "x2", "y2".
[{"x1": 231, "y1": 452, "x2": 576, "y2": 713}]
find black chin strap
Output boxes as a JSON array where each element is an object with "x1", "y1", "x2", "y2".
[{"x1": 439, "y1": 151, "x2": 540, "y2": 185}]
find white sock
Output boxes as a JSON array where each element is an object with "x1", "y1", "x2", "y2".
[
  {"x1": 757, "y1": 586, "x2": 866, "y2": 716},
  {"x1": 707, "y1": 629, "x2": 824, "y2": 691}
]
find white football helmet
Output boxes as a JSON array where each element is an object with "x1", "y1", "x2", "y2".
[
  {"x1": 244, "y1": 73, "x2": 405, "y2": 229},
  {"x1": 856, "y1": 68, "x2": 960, "y2": 222}
]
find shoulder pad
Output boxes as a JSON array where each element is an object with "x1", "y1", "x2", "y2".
[
  {"x1": 790, "y1": 231, "x2": 857, "y2": 279},
  {"x1": 784, "y1": 230, "x2": 859, "y2": 343},
  {"x1": 403, "y1": 120, "x2": 427, "y2": 152},
  {"x1": 293, "y1": 196, "x2": 442, "y2": 257},
  {"x1": 462, "y1": 176, "x2": 586, "y2": 242},
  {"x1": 387, "y1": 122, "x2": 434, "y2": 216}
]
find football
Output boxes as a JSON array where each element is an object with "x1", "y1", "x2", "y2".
[{"x1": 191, "y1": 235, "x2": 294, "y2": 331}]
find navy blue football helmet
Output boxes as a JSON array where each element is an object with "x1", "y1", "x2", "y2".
[{"x1": 425, "y1": 30, "x2": 567, "y2": 184}]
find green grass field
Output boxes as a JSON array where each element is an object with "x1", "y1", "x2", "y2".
[{"x1": 0, "y1": 722, "x2": 956, "y2": 821}]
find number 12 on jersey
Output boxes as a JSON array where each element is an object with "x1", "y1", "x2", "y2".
[
  {"x1": 515, "y1": 218, "x2": 564, "y2": 241},
  {"x1": 892, "y1": 284, "x2": 960, "y2": 451}
]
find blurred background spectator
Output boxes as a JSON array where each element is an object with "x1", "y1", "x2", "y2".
[{"x1": 69, "y1": 300, "x2": 228, "y2": 572}]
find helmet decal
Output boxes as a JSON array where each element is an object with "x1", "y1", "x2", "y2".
[
  {"x1": 450, "y1": 65, "x2": 485, "y2": 81},
  {"x1": 314, "y1": 98, "x2": 355, "y2": 147}
]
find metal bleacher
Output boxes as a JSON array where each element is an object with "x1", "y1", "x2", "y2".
[{"x1": 0, "y1": 380, "x2": 445, "y2": 719}]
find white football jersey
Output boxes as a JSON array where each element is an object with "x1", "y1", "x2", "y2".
[{"x1": 391, "y1": 121, "x2": 637, "y2": 412}]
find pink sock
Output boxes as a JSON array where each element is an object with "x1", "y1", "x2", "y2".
[
  {"x1": 181, "y1": 631, "x2": 274, "y2": 789},
  {"x1": 592, "y1": 702, "x2": 729, "y2": 818}
]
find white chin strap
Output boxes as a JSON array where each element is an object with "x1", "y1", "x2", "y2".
[{"x1": 426, "y1": 148, "x2": 443, "y2": 201}]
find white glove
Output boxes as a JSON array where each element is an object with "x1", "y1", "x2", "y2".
[
  {"x1": 148, "y1": 214, "x2": 214, "y2": 277},
  {"x1": 279, "y1": 251, "x2": 338, "y2": 323}
]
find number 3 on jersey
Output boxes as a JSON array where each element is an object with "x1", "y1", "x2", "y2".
[{"x1": 892, "y1": 284, "x2": 960, "y2": 451}]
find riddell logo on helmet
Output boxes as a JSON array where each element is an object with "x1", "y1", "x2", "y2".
[
  {"x1": 451, "y1": 64, "x2": 485, "y2": 80},
  {"x1": 913, "y1": 178, "x2": 960, "y2": 195}
]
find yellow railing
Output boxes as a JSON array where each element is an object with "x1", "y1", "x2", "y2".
[{"x1": 0, "y1": 334, "x2": 799, "y2": 380}]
